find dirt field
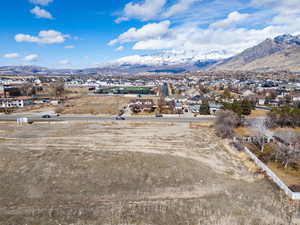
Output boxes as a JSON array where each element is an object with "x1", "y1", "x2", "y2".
[
  {"x1": 0, "y1": 122, "x2": 297, "y2": 225},
  {"x1": 234, "y1": 126, "x2": 256, "y2": 137},
  {"x1": 62, "y1": 96, "x2": 134, "y2": 115},
  {"x1": 248, "y1": 109, "x2": 269, "y2": 118}
]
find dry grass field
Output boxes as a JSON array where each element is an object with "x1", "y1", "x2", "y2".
[
  {"x1": 248, "y1": 109, "x2": 269, "y2": 118},
  {"x1": 0, "y1": 122, "x2": 297, "y2": 225},
  {"x1": 234, "y1": 126, "x2": 256, "y2": 137},
  {"x1": 62, "y1": 96, "x2": 134, "y2": 115}
]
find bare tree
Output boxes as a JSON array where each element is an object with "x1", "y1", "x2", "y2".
[
  {"x1": 256, "y1": 119, "x2": 268, "y2": 152},
  {"x1": 274, "y1": 133, "x2": 300, "y2": 168},
  {"x1": 50, "y1": 82, "x2": 65, "y2": 97},
  {"x1": 215, "y1": 110, "x2": 240, "y2": 138}
]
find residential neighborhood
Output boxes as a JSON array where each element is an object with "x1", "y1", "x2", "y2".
[{"x1": 2, "y1": 72, "x2": 300, "y2": 116}]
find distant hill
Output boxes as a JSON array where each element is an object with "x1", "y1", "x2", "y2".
[
  {"x1": 213, "y1": 34, "x2": 300, "y2": 72},
  {"x1": 3, "y1": 34, "x2": 300, "y2": 75}
]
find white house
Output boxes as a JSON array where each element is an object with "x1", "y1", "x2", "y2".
[
  {"x1": 0, "y1": 97, "x2": 33, "y2": 108},
  {"x1": 209, "y1": 104, "x2": 223, "y2": 114}
]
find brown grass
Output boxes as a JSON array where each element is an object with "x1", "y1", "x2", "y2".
[
  {"x1": 133, "y1": 111, "x2": 156, "y2": 116},
  {"x1": 62, "y1": 96, "x2": 134, "y2": 115},
  {"x1": 267, "y1": 162, "x2": 300, "y2": 187},
  {"x1": 246, "y1": 143, "x2": 300, "y2": 187},
  {"x1": 63, "y1": 87, "x2": 90, "y2": 98},
  {"x1": 0, "y1": 122, "x2": 295, "y2": 225},
  {"x1": 189, "y1": 122, "x2": 214, "y2": 128},
  {"x1": 271, "y1": 127, "x2": 300, "y2": 133},
  {"x1": 234, "y1": 126, "x2": 256, "y2": 137},
  {"x1": 248, "y1": 109, "x2": 269, "y2": 117}
]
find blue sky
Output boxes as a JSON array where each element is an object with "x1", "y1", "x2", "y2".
[{"x1": 0, "y1": 0, "x2": 299, "y2": 68}]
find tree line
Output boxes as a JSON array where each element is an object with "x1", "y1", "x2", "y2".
[
  {"x1": 265, "y1": 106, "x2": 300, "y2": 128},
  {"x1": 214, "y1": 100, "x2": 255, "y2": 138}
]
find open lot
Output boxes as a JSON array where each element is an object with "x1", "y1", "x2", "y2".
[
  {"x1": 61, "y1": 96, "x2": 159, "y2": 115},
  {"x1": 248, "y1": 109, "x2": 269, "y2": 118},
  {"x1": 0, "y1": 122, "x2": 296, "y2": 225}
]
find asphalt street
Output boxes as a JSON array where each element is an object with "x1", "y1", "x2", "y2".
[{"x1": 0, "y1": 115, "x2": 215, "y2": 123}]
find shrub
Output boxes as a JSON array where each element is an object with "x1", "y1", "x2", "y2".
[
  {"x1": 55, "y1": 105, "x2": 65, "y2": 114},
  {"x1": 215, "y1": 111, "x2": 240, "y2": 138},
  {"x1": 265, "y1": 106, "x2": 300, "y2": 128},
  {"x1": 199, "y1": 101, "x2": 210, "y2": 115},
  {"x1": 223, "y1": 99, "x2": 254, "y2": 116}
]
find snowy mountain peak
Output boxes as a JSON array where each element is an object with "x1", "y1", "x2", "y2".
[
  {"x1": 100, "y1": 50, "x2": 231, "y2": 68},
  {"x1": 274, "y1": 34, "x2": 300, "y2": 45}
]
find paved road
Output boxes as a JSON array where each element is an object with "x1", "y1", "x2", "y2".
[{"x1": 0, "y1": 115, "x2": 215, "y2": 123}]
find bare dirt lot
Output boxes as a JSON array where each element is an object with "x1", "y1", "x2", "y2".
[
  {"x1": 62, "y1": 96, "x2": 134, "y2": 115},
  {"x1": 0, "y1": 122, "x2": 296, "y2": 225}
]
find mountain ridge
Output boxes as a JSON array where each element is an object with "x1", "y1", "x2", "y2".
[
  {"x1": 213, "y1": 34, "x2": 300, "y2": 72},
  {"x1": 2, "y1": 34, "x2": 300, "y2": 75}
]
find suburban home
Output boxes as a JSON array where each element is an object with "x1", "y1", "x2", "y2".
[
  {"x1": 174, "y1": 101, "x2": 183, "y2": 111},
  {"x1": 129, "y1": 99, "x2": 155, "y2": 113},
  {"x1": 269, "y1": 100, "x2": 280, "y2": 107},
  {"x1": 242, "y1": 90, "x2": 255, "y2": 97},
  {"x1": 0, "y1": 97, "x2": 33, "y2": 108},
  {"x1": 258, "y1": 98, "x2": 266, "y2": 105},
  {"x1": 189, "y1": 104, "x2": 200, "y2": 113},
  {"x1": 188, "y1": 95, "x2": 206, "y2": 104},
  {"x1": 0, "y1": 86, "x2": 4, "y2": 98},
  {"x1": 292, "y1": 93, "x2": 300, "y2": 102},
  {"x1": 209, "y1": 104, "x2": 223, "y2": 114}
]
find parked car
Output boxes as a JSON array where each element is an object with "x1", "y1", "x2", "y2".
[
  {"x1": 42, "y1": 115, "x2": 51, "y2": 118},
  {"x1": 155, "y1": 114, "x2": 163, "y2": 118},
  {"x1": 115, "y1": 116, "x2": 125, "y2": 120}
]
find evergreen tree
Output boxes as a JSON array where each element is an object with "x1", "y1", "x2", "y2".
[
  {"x1": 199, "y1": 101, "x2": 210, "y2": 115},
  {"x1": 241, "y1": 100, "x2": 252, "y2": 115}
]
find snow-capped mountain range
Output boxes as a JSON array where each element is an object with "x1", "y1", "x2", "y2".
[
  {"x1": 274, "y1": 34, "x2": 300, "y2": 45},
  {"x1": 100, "y1": 50, "x2": 231, "y2": 67},
  {"x1": 214, "y1": 34, "x2": 300, "y2": 72},
  {"x1": 2, "y1": 34, "x2": 300, "y2": 75}
]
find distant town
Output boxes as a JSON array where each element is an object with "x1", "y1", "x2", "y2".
[{"x1": 1, "y1": 70, "x2": 300, "y2": 116}]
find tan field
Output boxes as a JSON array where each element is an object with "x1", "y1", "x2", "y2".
[
  {"x1": 0, "y1": 121, "x2": 297, "y2": 225},
  {"x1": 249, "y1": 109, "x2": 269, "y2": 118},
  {"x1": 234, "y1": 126, "x2": 256, "y2": 137},
  {"x1": 61, "y1": 96, "x2": 134, "y2": 115}
]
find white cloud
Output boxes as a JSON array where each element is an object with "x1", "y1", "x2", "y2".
[
  {"x1": 59, "y1": 59, "x2": 71, "y2": 65},
  {"x1": 111, "y1": 20, "x2": 291, "y2": 59},
  {"x1": 29, "y1": 0, "x2": 53, "y2": 6},
  {"x1": 133, "y1": 39, "x2": 176, "y2": 50},
  {"x1": 162, "y1": 0, "x2": 199, "y2": 18},
  {"x1": 252, "y1": 0, "x2": 299, "y2": 9},
  {"x1": 109, "y1": 0, "x2": 300, "y2": 66},
  {"x1": 115, "y1": 46, "x2": 124, "y2": 51},
  {"x1": 15, "y1": 30, "x2": 69, "y2": 44},
  {"x1": 251, "y1": 0, "x2": 300, "y2": 25},
  {"x1": 108, "y1": 20, "x2": 170, "y2": 45},
  {"x1": 116, "y1": 0, "x2": 200, "y2": 23},
  {"x1": 115, "y1": 17, "x2": 129, "y2": 24},
  {"x1": 115, "y1": 0, "x2": 166, "y2": 23},
  {"x1": 210, "y1": 11, "x2": 249, "y2": 29},
  {"x1": 24, "y1": 54, "x2": 39, "y2": 62},
  {"x1": 65, "y1": 45, "x2": 75, "y2": 49},
  {"x1": 30, "y1": 6, "x2": 53, "y2": 19},
  {"x1": 3, "y1": 53, "x2": 20, "y2": 59}
]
